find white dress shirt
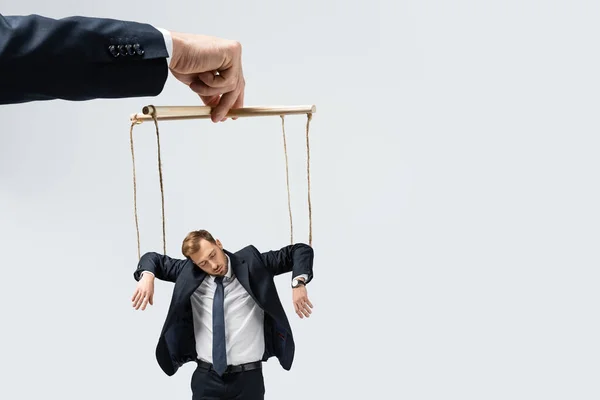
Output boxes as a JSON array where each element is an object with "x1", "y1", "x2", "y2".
[
  {"x1": 192, "y1": 255, "x2": 265, "y2": 365},
  {"x1": 142, "y1": 253, "x2": 307, "y2": 366},
  {"x1": 154, "y1": 27, "x2": 173, "y2": 61}
]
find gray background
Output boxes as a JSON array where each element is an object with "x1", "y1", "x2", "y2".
[{"x1": 1, "y1": 1, "x2": 599, "y2": 399}]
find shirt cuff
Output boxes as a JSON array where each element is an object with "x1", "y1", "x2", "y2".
[
  {"x1": 293, "y1": 274, "x2": 308, "y2": 282},
  {"x1": 155, "y1": 27, "x2": 173, "y2": 59}
]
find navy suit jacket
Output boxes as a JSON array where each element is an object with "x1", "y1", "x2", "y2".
[
  {"x1": 0, "y1": 13, "x2": 169, "y2": 104},
  {"x1": 132, "y1": 243, "x2": 314, "y2": 376}
]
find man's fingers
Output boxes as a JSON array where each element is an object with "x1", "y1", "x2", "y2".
[
  {"x1": 194, "y1": 72, "x2": 243, "y2": 122},
  {"x1": 301, "y1": 302, "x2": 312, "y2": 317},
  {"x1": 189, "y1": 81, "x2": 225, "y2": 97},
  {"x1": 131, "y1": 289, "x2": 140, "y2": 302},
  {"x1": 132, "y1": 290, "x2": 143, "y2": 306},
  {"x1": 138, "y1": 294, "x2": 147, "y2": 310},
  {"x1": 301, "y1": 306, "x2": 310, "y2": 318},
  {"x1": 212, "y1": 84, "x2": 242, "y2": 122},
  {"x1": 196, "y1": 71, "x2": 234, "y2": 88},
  {"x1": 190, "y1": 68, "x2": 238, "y2": 104},
  {"x1": 141, "y1": 297, "x2": 149, "y2": 311},
  {"x1": 149, "y1": 294, "x2": 154, "y2": 305},
  {"x1": 199, "y1": 94, "x2": 220, "y2": 108},
  {"x1": 306, "y1": 298, "x2": 313, "y2": 308},
  {"x1": 299, "y1": 304, "x2": 309, "y2": 318},
  {"x1": 211, "y1": 92, "x2": 236, "y2": 122},
  {"x1": 293, "y1": 300, "x2": 311, "y2": 318},
  {"x1": 133, "y1": 290, "x2": 150, "y2": 310},
  {"x1": 230, "y1": 79, "x2": 245, "y2": 121}
]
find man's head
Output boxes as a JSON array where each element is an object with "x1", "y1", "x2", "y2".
[{"x1": 182, "y1": 230, "x2": 228, "y2": 276}]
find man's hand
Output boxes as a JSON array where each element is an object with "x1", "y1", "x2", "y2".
[
  {"x1": 293, "y1": 284, "x2": 313, "y2": 319},
  {"x1": 131, "y1": 272, "x2": 155, "y2": 311},
  {"x1": 168, "y1": 31, "x2": 245, "y2": 123}
]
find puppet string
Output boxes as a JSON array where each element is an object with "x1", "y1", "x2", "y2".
[
  {"x1": 151, "y1": 113, "x2": 167, "y2": 255},
  {"x1": 306, "y1": 113, "x2": 313, "y2": 247},
  {"x1": 129, "y1": 121, "x2": 141, "y2": 260},
  {"x1": 281, "y1": 115, "x2": 294, "y2": 244},
  {"x1": 281, "y1": 113, "x2": 313, "y2": 247}
]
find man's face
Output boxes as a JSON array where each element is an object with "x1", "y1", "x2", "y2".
[{"x1": 189, "y1": 238, "x2": 228, "y2": 276}]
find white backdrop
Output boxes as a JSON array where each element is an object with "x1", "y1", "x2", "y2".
[{"x1": 1, "y1": 1, "x2": 599, "y2": 399}]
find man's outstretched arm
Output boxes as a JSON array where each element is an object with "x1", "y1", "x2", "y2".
[
  {"x1": 0, "y1": 13, "x2": 245, "y2": 122},
  {"x1": 0, "y1": 13, "x2": 170, "y2": 103},
  {"x1": 133, "y1": 251, "x2": 188, "y2": 283},
  {"x1": 260, "y1": 243, "x2": 314, "y2": 283},
  {"x1": 260, "y1": 243, "x2": 315, "y2": 319}
]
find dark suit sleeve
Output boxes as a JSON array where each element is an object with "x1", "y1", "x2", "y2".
[
  {"x1": 0, "y1": 13, "x2": 169, "y2": 104},
  {"x1": 133, "y1": 252, "x2": 188, "y2": 283},
  {"x1": 260, "y1": 243, "x2": 314, "y2": 284}
]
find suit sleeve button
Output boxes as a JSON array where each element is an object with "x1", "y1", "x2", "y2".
[
  {"x1": 133, "y1": 43, "x2": 145, "y2": 55},
  {"x1": 108, "y1": 45, "x2": 119, "y2": 57}
]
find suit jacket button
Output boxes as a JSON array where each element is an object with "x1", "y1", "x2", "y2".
[
  {"x1": 108, "y1": 45, "x2": 119, "y2": 57},
  {"x1": 118, "y1": 44, "x2": 127, "y2": 56},
  {"x1": 133, "y1": 43, "x2": 145, "y2": 55},
  {"x1": 126, "y1": 44, "x2": 135, "y2": 56}
]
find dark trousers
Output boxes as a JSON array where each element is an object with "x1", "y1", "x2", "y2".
[{"x1": 191, "y1": 362, "x2": 265, "y2": 400}]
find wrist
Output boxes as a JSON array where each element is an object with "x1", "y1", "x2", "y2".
[
  {"x1": 168, "y1": 31, "x2": 185, "y2": 69},
  {"x1": 142, "y1": 271, "x2": 155, "y2": 281},
  {"x1": 291, "y1": 277, "x2": 306, "y2": 289}
]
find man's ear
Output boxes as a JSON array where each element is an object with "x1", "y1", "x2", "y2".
[{"x1": 216, "y1": 239, "x2": 223, "y2": 249}]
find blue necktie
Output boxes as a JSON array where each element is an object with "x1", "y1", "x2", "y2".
[{"x1": 212, "y1": 276, "x2": 227, "y2": 375}]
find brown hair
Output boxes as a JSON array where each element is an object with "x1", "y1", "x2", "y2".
[{"x1": 181, "y1": 230, "x2": 216, "y2": 258}]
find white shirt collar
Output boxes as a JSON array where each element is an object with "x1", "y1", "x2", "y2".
[{"x1": 223, "y1": 254, "x2": 233, "y2": 280}]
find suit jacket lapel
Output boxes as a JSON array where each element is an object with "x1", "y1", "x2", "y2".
[
  {"x1": 226, "y1": 250, "x2": 258, "y2": 304},
  {"x1": 226, "y1": 249, "x2": 292, "y2": 335},
  {"x1": 173, "y1": 262, "x2": 206, "y2": 307}
]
